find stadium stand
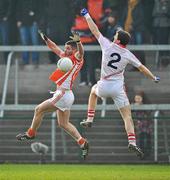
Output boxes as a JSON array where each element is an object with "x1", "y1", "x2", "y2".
[{"x1": 1, "y1": 111, "x2": 170, "y2": 163}]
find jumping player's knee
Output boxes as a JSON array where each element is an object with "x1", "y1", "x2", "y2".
[
  {"x1": 58, "y1": 122, "x2": 63, "y2": 128},
  {"x1": 58, "y1": 120, "x2": 68, "y2": 129},
  {"x1": 35, "y1": 105, "x2": 43, "y2": 114}
]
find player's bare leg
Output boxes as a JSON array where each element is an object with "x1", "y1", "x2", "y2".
[
  {"x1": 16, "y1": 99, "x2": 57, "y2": 140},
  {"x1": 57, "y1": 109, "x2": 89, "y2": 159},
  {"x1": 31, "y1": 100, "x2": 57, "y2": 130},
  {"x1": 80, "y1": 84, "x2": 98, "y2": 128},
  {"x1": 119, "y1": 105, "x2": 144, "y2": 159},
  {"x1": 119, "y1": 105, "x2": 135, "y2": 134}
]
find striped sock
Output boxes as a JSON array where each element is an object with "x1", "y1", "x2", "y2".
[
  {"x1": 77, "y1": 137, "x2": 86, "y2": 147},
  {"x1": 27, "y1": 128, "x2": 36, "y2": 137},
  {"x1": 128, "y1": 133, "x2": 136, "y2": 146},
  {"x1": 87, "y1": 109, "x2": 95, "y2": 122}
]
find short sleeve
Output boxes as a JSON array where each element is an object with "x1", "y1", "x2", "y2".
[
  {"x1": 128, "y1": 52, "x2": 142, "y2": 67},
  {"x1": 98, "y1": 34, "x2": 111, "y2": 50}
]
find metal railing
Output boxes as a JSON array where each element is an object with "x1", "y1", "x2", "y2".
[
  {"x1": 154, "y1": 110, "x2": 159, "y2": 162},
  {"x1": 0, "y1": 52, "x2": 14, "y2": 117},
  {"x1": 51, "y1": 112, "x2": 56, "y2": 161},
  {"x1": 0, "y1": 44, "x2": 170, "y2": 51}
]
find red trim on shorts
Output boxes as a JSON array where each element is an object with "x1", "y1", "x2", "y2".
[{"x1": 51, "y1": 90, "x2": 65, "y2": 105}]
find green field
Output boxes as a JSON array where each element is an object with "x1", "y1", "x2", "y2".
[{"x1": 0, "y1": 164, "x2": 169, "y2": 180}]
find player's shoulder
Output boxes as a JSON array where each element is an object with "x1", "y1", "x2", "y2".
[
  {"x1": 99, "y1": 34, "x2": 112, "y2": 44},
  {"x1": 125, "y1": 49, "x2": 140, "y2": 62},
  {"x1": 123, "y1": 49, "x2": 135, "y2": 59},
  {"x1": 126, "y1": 49, "x2": 136, "y2": 57}
]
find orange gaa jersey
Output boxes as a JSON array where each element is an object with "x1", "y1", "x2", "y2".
[{"x1": 49, "y1": 53, "x2": 84, "y2": 90}]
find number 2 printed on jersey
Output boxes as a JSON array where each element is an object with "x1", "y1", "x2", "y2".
[{"x1": 107, "y1": 53, "x2": 121, "y2": 69}]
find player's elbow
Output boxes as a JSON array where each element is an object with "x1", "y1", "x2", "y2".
[
  {"x1": 137, "y1": 65, "x2": 145, "y2": 73},
  {"x1": 91, "y1": 28, "x2": 97, "y2": 34}
]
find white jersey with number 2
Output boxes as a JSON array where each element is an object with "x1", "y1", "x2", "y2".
[{"x1": 98, "y1": 34, "x2": 142, "y2": 81}]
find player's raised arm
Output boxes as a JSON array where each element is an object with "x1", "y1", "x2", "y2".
[
  {"x1": 38, "y1": 30, "x2": 64, "y2": 57},
  {"x1": 70, "y1": 31, "x2": 84, "y2": 60},
  {"x1": 80, "y1": 8, "x2": 101, "y2": 39},
  {"x1": 138, "y1": 64, "x2": 160, "y2": 83}
]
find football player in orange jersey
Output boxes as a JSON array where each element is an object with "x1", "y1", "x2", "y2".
[{"x1": 16, "y1": 31, "x2": 89, "y2": 159}]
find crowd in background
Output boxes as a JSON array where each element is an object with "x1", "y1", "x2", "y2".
[{"x1": 0, "y1": 0, "x2": 170, "y2": 73}]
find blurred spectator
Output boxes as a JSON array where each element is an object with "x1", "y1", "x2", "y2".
[
  {"x1": 0, "y1": 0, "x2": 12, "y2": 63},
  {"x1": 72, "y1": 0, "x2": 111, "y2": 86},
  {"x1": 132, "y1": 91, "x2": 152, "y2": 158},
  {"x1": 8, "y1": 0, "x2": 18, "y2": 45},
  {"x1": 108, "y1": 0, "x2": 126, "y2": 17},
  {"x1": 121, "y1": 0, "x2": 146, "y2": 68},
  {"x1": 141, "y1": 0, "x2": 154, "y2": 43},
  {"x1": 16, "y1": 0, "x2": 42, "y2": 68},
  {"x1": 124, "y1": 0, "x2": 145, "y2": 45},
  {"x1": 152, "y1": 0, "x2": 170, "y2": 68},
  {"x1": 45, "y1": 0, "x2": 73, "y2": 64},
  {"x1": 103, "y1": 11, "x2": 122, "y2": 41}
]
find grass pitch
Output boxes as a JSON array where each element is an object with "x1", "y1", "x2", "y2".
[{"x1": 0, "y1": 164, "x2": 169, "y2": 180}]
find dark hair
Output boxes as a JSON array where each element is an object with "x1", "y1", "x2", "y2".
[
  {"x1": 108, "y1": 11, "x2": 118, "y2": 19},
  {"x1": 65, "y1": 40, "x2": 77, "y2": 49},
  {"x1": 135, "y1": 91, "x2": 144, "y2": 97},
  {"x1": 135, "y1": 91, "x2": 146, "y2": 103},
  {"x1": 117, "y1": 30, "x2": 131, "y2": 45}
]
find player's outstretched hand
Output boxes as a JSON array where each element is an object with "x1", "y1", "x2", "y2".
[
  {"x1": 80, "y1": 8, "x2": 88, "y2": 16},
  {"x1": 69, "y1": 31, "x2": 80, "y2": 43},
  {"x1": 154, "y1": 76, "x2": 160, "y2": 83},
  {"x1": 38, "y1": 29, "x2": 48, "y2": 41}
]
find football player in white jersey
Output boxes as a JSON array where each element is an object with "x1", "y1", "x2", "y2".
[{"x1": 80, "y1": 8, "x2": 160, "y2": 159}]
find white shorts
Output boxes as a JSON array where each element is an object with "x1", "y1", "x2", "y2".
[
  {"x1": 49, "y1": 89, "x2": 74, "y2": 111},
  {"x1": 95, "y1": 79, "x2": 129, "y2": 109}
]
